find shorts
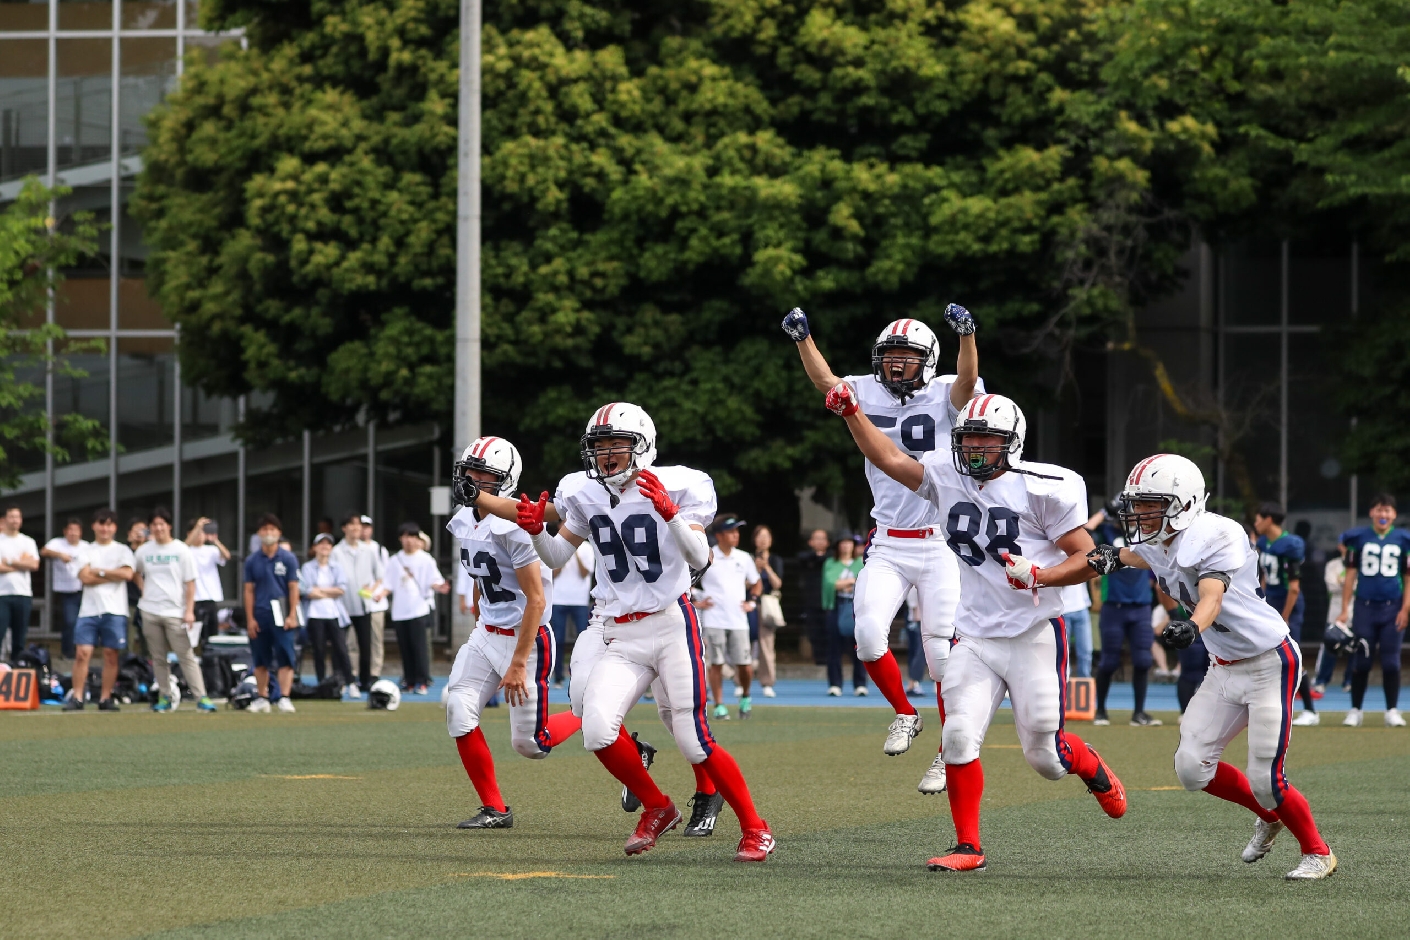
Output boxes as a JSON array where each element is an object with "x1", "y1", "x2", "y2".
[
  {"x1": 250, "y1": 616, "x2": 298, "y2": 669},
  {"x1": 704, "y1": 627, "x2": 752, "y2": 666},
  {"x1": 74, "y1": 613, "x2": 127, "y2": 650}
]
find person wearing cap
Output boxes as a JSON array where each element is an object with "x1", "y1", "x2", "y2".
[
  {"x1": 301, "y1": 532, "x2": 355, "y2": 691},
  {"x1": 695, "y1": 515, "x2": 762, "y2": 719},
  {"x1": 383, "y1": 521, "x2": 449, "y2": 694},
  {"x1": 243, "y1": 513, "x2": 302, "y2": 713},
  {"x1": 331, "y1": 512, "x2": 383, "y2": 694}
]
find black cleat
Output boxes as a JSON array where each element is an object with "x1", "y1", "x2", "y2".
[
  {"x1": 683, "y1": 791, "x2": 724, "y2": 837},
  {"x1": 1130, "y1": 711, "x2": 1163, "y2": 727},
  {"x1": 621, "y1": 732, "x2": 657, "y2": 813},
  {"x1": 457, "y1": 806, "x2": 513, "y2": 829},
  {"x1": 63, "y1": 695, "x2": 85, "y2": 711},
  {"x1": 97, "y1": 698, "x2": 120, "y2": 712}
]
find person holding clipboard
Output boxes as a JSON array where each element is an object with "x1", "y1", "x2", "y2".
[{"x1": 243, "y1": 513, "x2": 302, "y2": 713}]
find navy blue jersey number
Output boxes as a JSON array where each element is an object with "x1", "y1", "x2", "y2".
[
  {"x1": 945, "y1": 501, "x2": 1023, "y2": 567},
  {"x1": 590, "y1": 514, "x2": 664, "y2": 583},
  {"x1": 462, "y1": 548, "x2": 516, "y2": 604},
  {"x1": 900, "y1": 414, "x2": 936, "y2": 453}
]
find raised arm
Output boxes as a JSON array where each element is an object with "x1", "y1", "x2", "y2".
[
  {"x1": 781, "y1": 308, "x2": 845, "y2": 393},
  {"x1": 469, "y1": 490, "x2": 562, "y2": 526},
  {"x1": 942, "y1": 304, "x2": 979, "y2": 409},
  {"x1": 827, "y1": 383, "x2": 924, "y2": 491}
]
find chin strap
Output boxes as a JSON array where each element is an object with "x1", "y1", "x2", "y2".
[{"x1": 1007, "y1": 464, "x2": 1063, "y2": 481}]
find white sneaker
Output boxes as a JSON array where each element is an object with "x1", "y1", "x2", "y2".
[
  {"x1": 249, "y1": 697, "x2": 271, "y2": 713},
  {"x1": 733, "y1": 685, "x2": 745, "y2": 699},
  {"x1": 1342, "y1": 708, "x2": 1362, "y2": 727},
  {"x1": 1292, "y1": 710, "x2": 1320, "y2": 726},
  {"x1": 854, "y1": 686, "x2": 869, "y2": 697},
  {"x1": 1285, "y1": 852, "x2": 1338, "y2": 880},
  {"x1": 761, "y1": 686, "x2": 776, "y2": 698},
  {"x1": 827, "y1": 686, "x2": 842, "y2": 697},
  {"x1": 346, "y1": 683, "x2": 361, "y2": 699},
  {"x1": 917, "y1": 754, "x2": 947, "y2": 794},
  {"x1": 1241, "y1": 817, "x2": 1283, "y2": 863},
  {"x1": 883, "y1": 713, "x2": 923, "y2": 756},
  {"x1": 277, "y1": 697, "x2": 296, "y2": 713},
  {"x1": 1386, "y1": 708, "x2": 1406, "y2": 727}
]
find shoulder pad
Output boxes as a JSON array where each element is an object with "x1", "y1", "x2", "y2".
[
  {"x1": 446, "y1": 507, "x2": 477, "y2": 541},
  {"x1": 650, "y1": 465, "x2": 714, "y2": 492},
  {"x1": 1174, "y1": 513, "x2": 1246, "y2": 570},
  {"x1": 554, "y1": 470, "x2": 593, "y2": 504},
  {"x1": 488, "y1": 515, "x2": 523, "y2": 538}
]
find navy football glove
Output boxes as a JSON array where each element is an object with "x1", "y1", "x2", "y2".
[
  {"x1": 943, "y1": 303, "x2": 975, "y2": 336},
  {"x1": 1087, "y1": 545, "x2": 1126, "y2": 575},
  {"x1": 782, "y1": 307, "x2": 811, "y2": 341}
]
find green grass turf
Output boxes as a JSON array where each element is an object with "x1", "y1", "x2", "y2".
[{"x1": 2, "y1": 703, "x2": 1407, "y2": 939}]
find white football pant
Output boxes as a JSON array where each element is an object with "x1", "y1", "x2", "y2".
[
  {"x1": 444, "y1": 625, "x2": 554, "y2": 759},
  {"x1": 853, "y1": 534, "x2": 959, "y2": 681},
  {"x1": 569, "y1": 618, "x2": 674, "y2": 728}
]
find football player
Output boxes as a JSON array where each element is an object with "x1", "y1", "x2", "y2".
[
  {"x1": 784, "y1": 304, "x2": 980, "y2": 794},
  {"x1": 1253, "y1": 503, "x2": 1318, "y2": 723},
  {"x1": 516, "y1": 403, "x2": 774, "y2": 861},
  {"x1": 825, "y1": 386, "x2": 1127, "y2": 872},
  {"x1": 1087, "y1": 454, "x2": 1337, "y2": 880},
  {"x1": 1336, "y1": 494, "x2": 1410, "y2": 728}
]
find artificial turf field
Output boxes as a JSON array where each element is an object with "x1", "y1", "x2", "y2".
[{"x1": 2, "y1": 703, "x2": 1407, "y2": 939}]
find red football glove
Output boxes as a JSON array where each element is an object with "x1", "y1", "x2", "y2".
[
  {"x1": 825, "y1": 381, "x2": 859, "y2": 417},
  {"x1": 635, "y1": 468, "x2": 679, "y2": 522},
  {"x1": 517, "y1": 491, "x2": 549, "y2": 535}
]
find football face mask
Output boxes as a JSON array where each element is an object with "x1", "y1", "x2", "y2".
[
  {"x1": 951, "y1": 430, "x2": 1012, "y2": 482},
  {"x1": 582, "y1": 433, "x2": 640, "y2": 485},
  {"x1": 1116, "y1": 495, "x2": 1177, "y2": 544}
]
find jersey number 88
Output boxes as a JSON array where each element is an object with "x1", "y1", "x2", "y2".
[{"x1": 945, "y1": 501, "x2": 1022, "y2": 567}]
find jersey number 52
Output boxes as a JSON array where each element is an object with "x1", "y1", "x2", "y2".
[
  {"x1": 946, "y1": 501, "x2": 1022, "y2": 567},
  {"x1": 462, "y1": 548, "x2": 516, "y2": 603}
]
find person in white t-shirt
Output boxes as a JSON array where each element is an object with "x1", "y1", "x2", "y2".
[
  {"x1": 185, "y1": 517, "x2": 230, "y2": 644},
  {"x1": 695, "y1": 515, "x2": 762, "y2": 720},
  {"x1": 300, "y1": 533, "x2": 355, "y2": 689},
  {"x1": 382, "y1": 521, "x2": 448, "y2": 694},
  {"x1": 135, "y1": 508, "x2": 213, "y2": 713},
  {"x1": 550, "y1": 539, "x2": 594, "y2": 688},
  {"x1": 0, "y1": 504, "x2": 40, "y2": 664},
  {"x1": 67, "y1": 508, "x2": 136, "y2": 711},
  {"x1": 360, "y1": 515, "x2": 391, "y2": 683},
  {"x1": 42, "y1": 517, "x2": 88, "y2": 660}
]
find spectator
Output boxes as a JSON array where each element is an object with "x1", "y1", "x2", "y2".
[
  {"x1": 125, "y1": 517, "x2": 149, "y2": 652},
  {"x1": 360, "y1": 515, "x2": 391, "y2": 686},
  {"x1": 134, "y1": 507, "x2": 214, "y2": 713},
  {"x1": 551, "y1": 539, "x2": 593, "y2": 689},
  {"x1": 0, "y1": 504, "x2": 39, "y2": 664},
  {"x1": 331, "y1": 511, "x2": 383, "y2": 695},
  {"x1": 41, "y1": 517, "x2": 87, "y2": 661},
  {"x1": 903, "y1": 586, "x2": 925, "y2": 696},
  {"x1": 796, "y1": 528, "x2": 831, "y2": 666},
  {"x1": 185, "y1": 517, "x2": 229, "y2": 648},
  {"x1": 66, "y1": 508, "x2": 134, "y2": 710},
  {"x1": 751, "y1": 524, "x2": 784, "y2": 698},
  {"x1": 383, "y1": 521, "x2": 447, "y2": 694},
  {"x1": 1311, "y1": 545, "x2": 1351, "y2": 699},
  {"x1": 317, "y1": 516, "x2": 336, "y2": 537},
  {"x1": 697, "y1": 515, "x2": 762, "y2": 719},
  {"x1": 1090, "y1": 506, "x2": 1160, "y2": 726},
  {"x1": 823, "y1": 532, "x2": 867, "y2": 697},
  {"x1": 243, "y1": 513, "x2": 301, "y2": 714},
  {"x1": 1061, "y1": 582, "x2": 1095, "y2": 679},
  {"x1": 300, "y1": 532, "x2": 354, "y2": 691}
]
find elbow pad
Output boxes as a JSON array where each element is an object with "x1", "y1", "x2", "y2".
[
  {"x1": 530, "y1": 531, "x2": 580, "y2": 569},
  {"x1": 667, "y1": 516, "x2": 710, "y2": 569}
]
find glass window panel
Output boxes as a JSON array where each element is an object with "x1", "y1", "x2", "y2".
[
  {"x1": 1220, "y1": 239, "x2": 1281, "y2": 327},
  {"x1": 123, "y1": 0, "x2": 176, "y2": 30},
  {"x1": 60, "y1": 1, "x2": 114, "y2": 31},
  {"x1": 119, "y1": 36, "x2": 174, "y2": 157},
  {"x1": 181, "y1": 384, "x2": 228, "y2": 444},
  {"x1": 53, "y1": 337, "x2": 110, "y2": 462},
  {"x1": 184, "y1": 33, "x2": 237, "y2": 66},
  {"x1": 56, "y1": 38, "x2": 112, "y2": 171},
  {"x1": 117, "y1": 336, "x2": 174, "y2": 452},
  {"x1": 0, "y1": 39, "x2": 49, "y2": 184},
  {"x1": 1288, "y1": 239, "x2": 1350, "y2": 326},
  {"x1": 0, "y1": 2, "x2": 50, "y2": 32},
  {"x1": 53, "y1": 183, "x2": 112, "y2": 329}
]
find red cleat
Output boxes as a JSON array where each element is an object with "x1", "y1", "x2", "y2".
[
  {"x1": 1310, "y1": 687, "x2": 1324, "y2": 700},
  {"x1": 734, "y1": 823, "x2": 777, "y2": 862},
  {"x1": 927, "y1": 843, "x2": 987, "y2": 871},
  {"x1": 624, "y1": 800, "x2": 680, "y2": 855},
  {"x1": 1084, "y1": 743, "x2": 1127, "y2": 819}
]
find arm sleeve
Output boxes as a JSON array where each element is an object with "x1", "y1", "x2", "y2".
[
  {"x1": 530, "y1": 530, "x2": 581, "y2": 569},
  {"x1": 667, "y1": 516, "x2": 710, "y2": 569},
  {"x1": 383, "y1": 557, "x2": 403, "y2": 591}
]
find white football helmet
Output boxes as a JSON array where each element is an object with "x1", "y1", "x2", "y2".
[
  {"x1": 580, "y1": 402, "x2": 657, "y2": 488},
  {"x1": 872, "y1": 318, "x2": 939, "y2": 402},
  {"x1": 453, "y1": 436, "x2": 522, "y2": 504},
  {"x1": 368, "y1": 678, "x2": 401, "y2": 711},
  {"x1": 1117, "y1": 454, "x2": 1207, "y2": 544},
  {"x1": 951, "y1": 393, "x2": 1026, "y2": 481}
]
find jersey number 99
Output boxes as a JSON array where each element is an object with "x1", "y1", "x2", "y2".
[{"x1": 591, "y1": 514, "x2": 664, "y2": 583}]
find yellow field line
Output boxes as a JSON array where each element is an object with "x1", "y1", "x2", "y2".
[
  {"x1": 1141, "y1": 786, "x2": 1184, "y2": 791},
  {"x1": 261, "y1": 774, "x2": 363, "y2": 780},
  {"x1": 451, "y1": 871, "x2": 615, "y2": 880}
]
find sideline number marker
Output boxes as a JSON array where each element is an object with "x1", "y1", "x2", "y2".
[{"x1": 0, "y1": 668, "x2": 39, "y2": 710}]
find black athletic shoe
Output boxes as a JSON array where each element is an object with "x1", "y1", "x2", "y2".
[
  {"x1": 1092, "y1": 710, "x2": 1110, "y2": 726},
  {"x1": 457, "y1": 806, "x2": 513, "y2": 829},
  {"x1": 1130, "y1": 711, "x2": 1163, "y2": 727},
  {"x1": 683, "y1": 791, "x2": 724, "y2": 837},
  {"x1": 97, "y1": 698, "x2": 120, "y2": 712},
  {"x1": 62, "y1": 696, "x2": 84, "y2": 711},
  {"x1": 621, "y1": 732, "x2": 657, "y2": 813}
]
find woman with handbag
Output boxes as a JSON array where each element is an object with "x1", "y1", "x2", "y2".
[
  {"x1": 823, "y1": 533, "x2": 867, "y2": 696},
  {"x1": 751, "y1": 525, "x2": 785, "y2": 698}
]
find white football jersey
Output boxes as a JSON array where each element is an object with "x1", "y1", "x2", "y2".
[
  {"x1": 557, "y1": 465, "x2": 717, "y2": 618},
  {"x1": 915, "y1": 454, "x2": 1087, "y2": 637},
  {"x1": 1127, "y1": 511, "x2": 1289, "y2": 661},
  {"x1": 844, "y1": 372, "x2": 985, "y2": 529},
  {"x1": 446, "y1": 507, "x2": 552, "y2": 629}
]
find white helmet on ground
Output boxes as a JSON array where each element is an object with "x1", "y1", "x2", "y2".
[
  {"x1": 580, "y1": 402, "x2": 657, "y2": 488},
  {"x1": 951, "y1": 393, "x2": 1026, "y2": 481},
  {"x1": 872, "y1": 318, "x2": 940, "y2": 402},
  {"x1": 453, "y1": 436, "x2": 522, "y2": 504},
  {"x1": 368, "y1": 678, "x2": 401, "y2": 711},
  {"x1": 1117, "y1": 454, "x2": 1207, "y2": 544}
]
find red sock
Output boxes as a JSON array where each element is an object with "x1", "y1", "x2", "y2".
[
  {"x1": 545, "y1": 711, "x2": 581, "y2": 748},
  {"x1": 593, "y1": 726, "x2": 669, "y2": 810},
  {"x1": 1272, "y1": 786, "x2": 1330, "y2": 855},
  {"x1": 946, "y1": 759, "x2": 984, "y2": 850},
  {"x1": 693, "y1": 761, "x2": 717, "y2": 795},
  {"x1": 1203, "y1": 761, "x2": 1278, "y2": 823},
  {"x1": 455, "y1": 729, "x2": 506, "y2": 813},
  {"x1": 936, "y1": 685, "x2": 946, "y2": 755},
  {"x1": 1055, "y1": 731, "x2": 1102, "y2": 781},
  {"x1": 701, "y1": 747, "x2": 765, "y2": 830},
  {"x1": 863, "y1": 651, "x2": 917, "y2": 715}
]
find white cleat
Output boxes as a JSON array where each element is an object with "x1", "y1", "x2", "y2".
[
  {"x1": 248, "y1": 697, "x2": 271, "y2": 714},
  {"x1": 1342, "y1": 708, "x2": 1362, "y2": 727},
  {"x1": 1292, "y1": 710, "x2": 1320, "y2": 727},
  {"x1": 918, "y1": 754, "x2": 948, "y2": 794},
  {"x1": 1242, "y1": 817, "x2": 1283, "y2": 863},
  {"x1": 1285, "y1": 852, "x2": 1338, "y2": 881},
  {"x1": 1386, "y1": 708, "x2": 1406, "y2": 728},
  {"x1": 762, "y1": 686, "x2": 776, "y2": 698},
  {"x1": 883, "y1": 714, "x2": 923, "y2": 756},
  {"x1": 277, "y1": 697, "x2": 296, "y2": 713}
]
